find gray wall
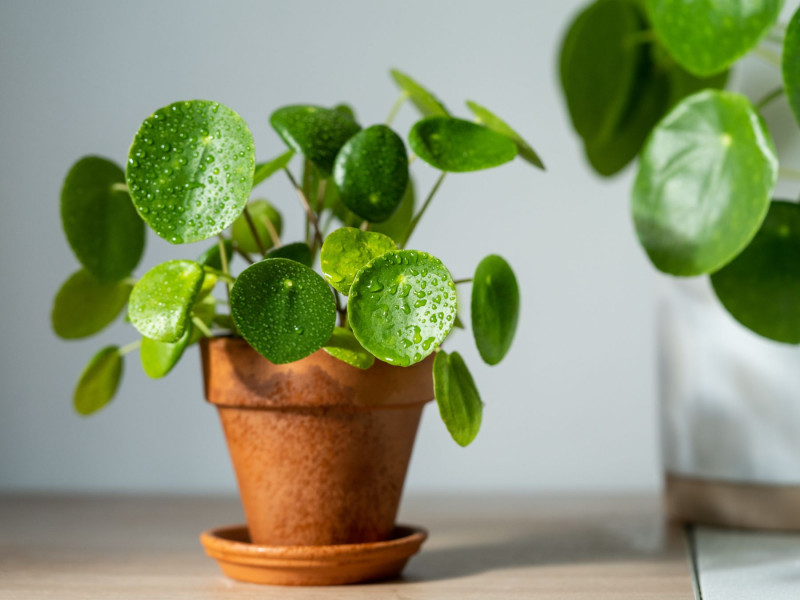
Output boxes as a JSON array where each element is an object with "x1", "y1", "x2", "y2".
[{"x1": 2, "y1": 0, "x2": 790, "y2": 494}]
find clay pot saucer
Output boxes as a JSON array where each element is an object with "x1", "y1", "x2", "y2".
[{"x1": 200, "y1": 523, "x2": 428, "y2": 586}]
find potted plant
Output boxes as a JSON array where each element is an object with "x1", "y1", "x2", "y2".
[
  {"x1": 559, "y1": 0, "x2": 800, "y2": 529},
  {"x1": 53, "y1": 69, "x2": 542, "y2": 584}
]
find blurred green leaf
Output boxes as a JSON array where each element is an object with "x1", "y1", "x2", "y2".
[
  {"x1": 196, "y1": 239, "x2": 233, "y2": 271},
  {"x1": 52, "y1": 269, "x2": 132, "y2": 339},
  {"x1": 466, "y1": 101, "x2": 544, "y2": 169},
  {"x1": 783, "y1": 5, "x2": 800, "y2": 127},
  {"x1": 471, "y1": 255, "x2": 520, "y2": 365},
  {"x1": 141, "y1": 324, "x2": 193, "y2": 378},
  {"x1": 253, "y1": 149, "x2": 295, "y2": 188},
  {"x1": 433, "y1": 350, "x2": 482, "y2": 447},
  {"x1": 266, "y1": 242, "x2": 312, "y2": 267},
  {"x1": 74, "y1": 346, "x2": 122, "y2": 416},
  {"x1": 232, "y1": 200, "x2": 282, "y2": 254},
  {"x1": 370, "y1": 179, "x2": 415, "y2": 245},
  {"x1": 390, "y1": 69, "x2": 449, "y2": 117}
]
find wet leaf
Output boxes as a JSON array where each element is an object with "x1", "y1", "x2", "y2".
[
  {"x1": 471, "y1": 255, "x2": 520, "y2": 365},
  {"x1": 433, "y1": 350, "x2": 482, "y2": 447},
  {"x1": 141, "y1": 324, "x2": 193, "y2": 378},
  {"x1": 74, "y1": 346, "x2": 122, "y2": 416},
  {"x1": 323, "y1": 327, "x2": 375, "y2": 369},
  {"x1": 320, "y1": 227, "x2": 396, "y2": 295}
]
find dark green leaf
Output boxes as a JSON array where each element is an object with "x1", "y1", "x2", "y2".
[
  {"x1": 74, "y1": 346, "x2": 122, "y2": 416},
  {"x1": 433, "y1": 350, "x2": 482, "y2": 447},
  {"x1": 253, "y1": 149, "x2": 295, "y2": 188},
  {"x1": 266, "y1": 242, "x2": 312, "y2": 267},
  {"x1": 711, "y1": 201, "x2": 800, "y2": 343},
  {"x1": 389, "y1": 69, "x2": 449, "y2": 117},
  {"x1": 633, "y1": 90, "x2": 778, "y2": 276},
  {"x1": 334, "y1": 103, "x2": 358, "y2": 122},
  {"x1": 333, "y1": 125, "x2": 409, "y2": 223},
  {"x1": 647, "y1": 0, "x2": 781, "y2": 76},
  {"x1": 231, "y1": 200, "x2": 282, "y2": 254},
  {"x1": 231, "y1": 258, "x2": 336, "y2": 364},
  {"x1": 471, "y1": 255, "x2": 520, "y2": 365},
  {"x1": 783, "y1": 5, "x2": 800, "y2": 127},
  {"x1": 270, "y1": 105, "x2": 361, "y2": 175},
  {"x1": 409, "y1": 117, "x2": 517, "y2": 172},
  {"x1": 52, "y1": 269, "x2": 132, "y2": 339},
  {"x1": 370, "y1": 178, "x2": 415, "y2": 245},
  {"x1": 196, "y1": 239, "x2": 233, "y2": 271},
  {"x1": 61, "y1": 156, "x2": 145, "y2": 281},
  {"x1": 126, "y1": 100, "x2": 255, "y2": 244},
  {"x1": 141, "y1": 324, "x2": 193, "y2": 378},
  {"x1": 128, "y1": 260, "x2": 205, "y2": 342},
  {"x1": 466, "y1": 101, "x2": 544, "y2": 169},
  {"x1": 348, "y1": 250, "x2": 456, "y2": 366},
  {"x1": 323, "y1": 327, "x2": 375, "y2": 369},
  {"x1": 320, "y1": 227, "x2": 396, "y2": 295}
]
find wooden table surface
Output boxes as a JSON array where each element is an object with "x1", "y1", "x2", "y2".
[{"x1": 0, "y1": 494, "x2": 695, "y2": 599}]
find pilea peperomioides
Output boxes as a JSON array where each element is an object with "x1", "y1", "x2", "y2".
[{"x1": 53, "y1": 70, "x2": 543, "y2": 446}]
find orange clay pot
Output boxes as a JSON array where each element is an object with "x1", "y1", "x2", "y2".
[{"x1": 200, "y1": 337, "x2": 434, "y2": 547}]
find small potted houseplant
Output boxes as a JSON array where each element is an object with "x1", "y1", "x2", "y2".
[
  {"x1": 53, "y1": 69, "x2": 543, "y2": 584},
  {"x1": 560, "y1": 0, "x2": 800, "y2": 529}
]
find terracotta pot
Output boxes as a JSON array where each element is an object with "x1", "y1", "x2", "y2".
[{"x1": 200, "y1": 337, "x2": 434, "y2": 546}]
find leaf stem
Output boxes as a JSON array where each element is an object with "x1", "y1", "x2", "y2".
[
  {"x1": 753, "y1": 46, "x2": 782, "y2": 67},
  {"x1": 192, "y1": 316, "x2": 213, "y2": 338},
  {"x1": 284, "y1": 168, "x2": 325, "y2": 249},
  {"x1": 218, "y1": 235, "x2": 233, "y2": 304},
  {"x1": 111, "y1": 182, "x2": 129, "y2": 193},
  {"x1": 386, "y1": 91, "x2": 409, "y2": 126},
  {"x1": 402, "y1": 171, "x2": 446, "y2": 247},
  {"x1": 203, "y1": 266, "x2": 235, "y2": 283},
  {"x1": 453, "y1": 278, "x2": 473, "y2": 285},
  {"x1": 119, "y1": 340, "x2": 141, "y2": 356},
  {"x1": 242, "y1": 206, "x2": 268, "y2": 257},
  {"x1": 780, "y1": 167, "x2": 800, "y2": 181},
  {"x1": 756, "y1": 86, "x2": 785, "y2": 110}
]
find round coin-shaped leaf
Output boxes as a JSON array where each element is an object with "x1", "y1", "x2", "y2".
[
  {"x1": 73, "y1": 346, "x2": 123, "y2": 416},
  {"x1": 128, "y1": 260, "x2": 205, "y2": 342},
  {"x1": 323, "y1": 327, "x2": 375, "y2": 369},
  {"x1": 231, "y1": 258, "x2": 336, "y2": 364},
  {"x1": 348, "y1": 250, "x2": 456, "y2": 366},
  {"x1": 433, "y1": 350, "x2": 483, "y2": 447},
  {"x1": 141, "y1": 324, "x2": 193, "y2": 378},
  {"x1": 266, "y1": 242, "x2": 312, "y2": 267},
  {"x1": 61, "y1": 156, "x2": 145, "y2": 281},
  {"x1": 390, "y1": 69, "x2": 449, "y2": 117},
  {"x1": 333, "y1": 125, "x2": 409, "y2": 223},
  {"x1": 783, "y1": 5, "x2": 800, "y2": 128},
  {"x1": 126, "y1": 100, "x2": 255, "y2": 244},
  {"x1": 320, "y1": 227, "x2": 396, "y2": 295},
  {"x1": 711, "y1": 201, "x2": 800, "y2": 344},
  {"x1": 232, "y1": 200, "x2": 282, "y2": 254},
  {"x1": 471, "y1": 255, "x2": 520, "y2": 366},
  {"x1": 466, "y1": 101, "x2": 544, "y2": 169},
  {"x1": 409, "y1": 117, "x2": 517, "y2": 172},
  {"x1": 647, "y1": 0, "x2": 781, "y2": 76},
  {"x1": 270, "y1": 105, "x2": 361, "y2": 175},
  {"x1": 632, "y1": 90, "x2": 778, "y2": 276},
  {"x1": 52, "y1": 269, "x2": 132, "y2": 339}
]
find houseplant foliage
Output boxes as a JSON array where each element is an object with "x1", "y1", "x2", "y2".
[
  {"x1": 560, "y1": 0, "x2": 800, "y2": 345},
  {"x1": 54, "y1": 70, "x2": 543, "y2": 446}
]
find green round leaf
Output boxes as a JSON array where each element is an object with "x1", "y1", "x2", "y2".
[
  {"x1": 141, "y1": 325, "x2": 193, "y2": 378},
  {"x1": 61, "y1": 156, "x2": 145, "y2": 282},
  {"x1": 370, "y1": 179, "x2": 415, "y2": 245},
  {"x1": 128, "y1": 260, "x2": 205, "y2": 342},
  {"x1": 433, "y1": 350, "x2": 483, "y2": 447},
  {"x1": 253, "y1": 149, "x2": 295, "y2": 188},
  {"x1": 389, "y1": 69, "x2": 449, "y2": 117},
  {"x1": 231, "y1": 258, "x2": 336, "y2": 364},
  {"x1": 196, "y1": 239, "x2": 233, "y2": 271},
  {"x1": 126, "y1": 100, "x2": 255, "y2": 244},
  {"x1": 559, "y1": 0, "x2": 645, "y2": 146},
  {"x1": 466, "y1": 101, "x2": 544, "y2": 169},
  {"x1": 409, "y1": 117, "x2": 517, "y2": 172},
  {"x1": 323, "y1": 327, "x2": 375, "y2": 369},
  {"x1": 74, "y1": 346, "x2": 122, "y2": 416},
  {"x1": 232, "y1": 200, "x2": 282, "y2": 254},
  {"x1": 471, "y1": 255, "x2": 520, "y2": 366},
  {"x1": 270, "y1": 105, "x2": 361, "y2": 175},
  {"x1": 266, "y1": 242, "x2": 312, "y2": 267},
  {"x1": 632, "y1": 90, "x2": 778, "y2": 276},
  {"x1": 783, "y1": 5, "x2": 800, "y2": 128},
  {"x1": 711, "y1": 201, "x2": 800, "y2": 344},
  {"x1": 52, "y1": 269, "x2": 132, "y2": 339},
  {"x1": 334, "y1": 103, "x2": 358, "y2": 122},
  {"x1": 333, "y1": 125, "x2": 409, "y2": 223},
  {"x1": 348, "y1": 250, "x2": 456, "y2": 366},
  {"x1": 320, "y1": 227, "x2": 396, "y2": 295},
  {"x1": 647, "y1": 0, "x2": 781, "y2": 76}
]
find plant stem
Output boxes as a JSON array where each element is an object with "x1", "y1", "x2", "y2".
[
  {"x1": 218, "y1": 235, "x2": 233, "y2": 304},
  {"x1": 192, "y1": 316, "x2": 213, "y2": 338},
  {"x1": 284, "y1": 168, "x2": 324, "y2": 249},
  {"x1": 402, "y1": 171, "x2": 446, "y2": 247},
  {"x1": 453, "y1": 278, "x2": 473, "y2": 285},
  {"x1": 263, "y1": 216, "x2": 282, "y2": 248},
  {"x1": 756, "y1": 86, "x2": 785, "y2": 110},
  {"x1": 119, "y1": 340, "x2": 141, "y2": 355},
  {"x1": 386, "y1": 91, "x2": 409, "y2": 126},
  {"x1": 111, "y1": 182, "x2": 129, "y2": 193},
  {"x1": 203, "y1": 266, "x2": 235, "y2": 283},
  {"x1": 242, "y1": 206, "x2": 268, "y2": 257},
  {"x1": 780, "y1": 167, "x2": 800, "y2": 181},
  {"x1": 360, "y1": 220, "x2": 369, "y2": 231},
  {"x1": 753, "y1": 46, "x2": 782, "y2": 67}
]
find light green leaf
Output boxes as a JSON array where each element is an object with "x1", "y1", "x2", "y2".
[
  {"x1": 633, "y1": 90, "x2": 778, "y2": 276},
  {"x1": 231, "y1": 200, "x2": 282, "y2": 254},
  {"x1": 466, "y1": 101, "x2": 544, "y2": 169},
  {"x1": 409, "y1": 117, "x2": 517, "y2": 172},
  {"x1": 647, "y1": 0, "x2": 782, "y2": 76},
  {"x1": 348, "y1": 250, "x2": 456, "y2": 366},
  {"x1": 61, "y1": 156, "x2": 144, "y2": 281},
  {"x1": 783, "y1": 5, "x2": 800, "y2": 127},
  {"x1": 74, "y1": 346, "x2": 122, "y2": 416},
  {"x1": 52, "y1": 269, "x2": 132, "y2": 339},
  {"x1": 231, "y1": 258, "x2": 336, "y2": 364},
  {"x1": 471, "y1": 255, "x2": 520, "y2": 365},
  {"x1": 252, "y1": 149, "x2": 295, "y2": 188},
  {"x1": 389, "y1": 69, "x2": 449, "y2": 117},
  {"x1": 433, "y1": 350, "x2": 482, "y2": 447},
  {"x1": 320, "y1": 227, "x2": 396, "y2": 295},
  {"x1": 266, "y1": 242, "x2": 312, "y2": 267},
  {"x1": 128, "y1": 260, "x2": 205, "y2": 342},
  {"x1": 126, "y1": 100, "x2": 255, "y2": 244},
  {"x1": 323, "y1": 327, "x2": 375, "y2": 369},
  {"x1": 141, "y1": 324, "x2": 193, "y2": 378}
]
